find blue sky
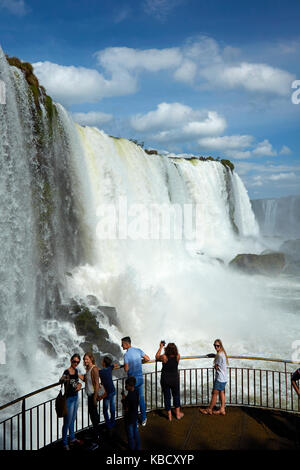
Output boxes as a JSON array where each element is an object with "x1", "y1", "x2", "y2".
[{"x1": 1, "y1": 0, "x2": 300, "y2": 199}]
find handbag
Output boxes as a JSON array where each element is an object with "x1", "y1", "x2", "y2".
[
  {"x1": 97, "y1": 383, "x2": 106, "y2": 398},
  {"x1": 55, "y1": 385, "x2": 67, "y2": 418}
]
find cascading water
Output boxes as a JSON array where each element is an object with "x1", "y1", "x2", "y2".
[
  {"x1": 0, "y1": 50, "x2": 299, "y2": 417},
  {"x1": 0, "y1": 49, "x2": 88, "y2": 404},
  {"x1": 251, "y1": 196, "x2": 300, "y2": 240}
]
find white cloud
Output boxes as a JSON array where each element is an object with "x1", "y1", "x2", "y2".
[
  {"x1": 198, "y1": 135, "x2": 254, "y2": 151},
  {"x1": 279, "y1": 145, "x2": 292, "y2": 155},
  {"x1": 197, "y1": 135, "x2": 292, "y2": 161},
  {"x1": 173, "y1": 60, "x2": 197, "y2": 84},
  {"x1": 252, "y1": 139, "x2": 277, "y2": 157},
  {"x1": 0, "y1": 0, "x2": 27, "y2": 15},
  {"x1": 96, "y1": 46, "x2": 182, "y2": 73},
  {"x1": 72, "y1": 111, "x2": 113, "y2": 127},
  {"x1": 33, "y1": 37, "x2": 295, "y2": 107},
  {"x1": 226, "y1": 150, "x2": 253, "y2": 160},
  {"x1": 130, "y1": 102, "x2": 226, "y2": 143},
  {"x1": 96, "y1": 37, "x2": 294, "y2": 98},
  {"x1": 33, "y1": 61, "x2": 137, "y2": 106},
  {"x1": 203, "y1": 62, "x2": 294, "y2": 96},
  {"x1": 235, "y1": 161, "x2": 300, "y2": 193},
  {"x1": 252, "y1": 175, "x2": 263, "y2": 187},
  {"x1": 268, "y1": 172, "x2": 296, "y2": 181}
]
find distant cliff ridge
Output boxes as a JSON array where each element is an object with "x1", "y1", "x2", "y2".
[{"x1": 251, "y1": 195, "x2": 300, "y2": 239}]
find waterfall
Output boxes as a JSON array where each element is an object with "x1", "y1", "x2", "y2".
[
  {"x1": 0, "y1": 49, "x2": 86, "y2": 401},
  {"x1": 1, "y1": 50, "x2": 298, "y2": 408},
  {"x1": 251, "y1": 196, "x2": 300, "y2": 240}
]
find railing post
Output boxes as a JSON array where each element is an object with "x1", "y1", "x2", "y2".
[
  {"x1": 21, "y1": 399, "x2": 26, "y2": 451},
  {"x1": 155, "y1": 360, "x2": 158, "y2": 410},
  {"x1": 284, "y1": 362, "x2": 288, "y2": 410}
]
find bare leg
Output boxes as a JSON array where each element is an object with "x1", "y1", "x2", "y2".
[
  {"x1": 168, "y1": 410, "x2": 172, "y2": 421},
  {"x1": 213, "y1": 391, "x2": 226, "y2": 415},
  {"x1": 175, "y1": 407, "x2": 184, "y2": 419},
  {"x1": 200, "y1": 390, "x2": 218, "y2": 414}
]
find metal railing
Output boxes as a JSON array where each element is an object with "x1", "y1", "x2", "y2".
[{"x1": 0, "y1": 355, "x2": 299, "y2": 450}]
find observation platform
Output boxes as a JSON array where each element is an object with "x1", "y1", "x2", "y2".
[
  {"x1": 44, "y1": 405, "x2": 300, "y2": 451},
  {"x1": 1, "y1": 354, "x2": 299, "y2": 452}
]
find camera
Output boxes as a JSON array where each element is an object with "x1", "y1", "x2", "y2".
[{"x1": 161, "y1": 340, "x2": 165, "y2": 346}]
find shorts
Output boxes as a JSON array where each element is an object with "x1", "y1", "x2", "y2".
[{"x1": 213, "y1": 379, "x2": 227, "y2": 391}]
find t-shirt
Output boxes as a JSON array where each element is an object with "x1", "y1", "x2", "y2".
[
  {"x1": 99, "y1": 365, "x2": 115, "y2": 395},
  {"x1": 292, "y1": 368, "x2": 300, "y2": 382},
  {"x1": 63, "y1": 369, "x2": 79, "y2": 398},
  {"x1": 123, "y1": 389, "x2": 139, "y2": 424},
  {"x1": 124, "y1": 347, "x2": 145, "y2": 378},
  {"x1": 214, "y1": 352, "x2": 228, "y2": 383}
]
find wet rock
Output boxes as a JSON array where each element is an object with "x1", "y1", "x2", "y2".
[
  {"x1": 74, "y1": 307, "x2": 122, "y2": 360},
  {"x1": 39, "y1": 337, "x2": 57, "y2": 358},
  {"x1": 229, "y1": 252, "x2": 286, "y2": 275},
  {"x1": 98, "y1": 306, "x2": 119, "y2": 327},
  {"x1": 279, "y1": 239, "x2": 300, "y2": 262},
  {"x1": 86, "y1": 295, "x2": 99, "y2": 306}
]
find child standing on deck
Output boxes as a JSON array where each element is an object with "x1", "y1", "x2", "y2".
[
  {"x1": 121, "y1": 377, "x2": 141, "y2": 451},
  {"x1": 99, "y1": 356, "x2": 118, "y2": 430}
]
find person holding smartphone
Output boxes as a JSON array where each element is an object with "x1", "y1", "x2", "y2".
[{"x1": 155, "y1": 341, "x2": 184, "y2": 421}]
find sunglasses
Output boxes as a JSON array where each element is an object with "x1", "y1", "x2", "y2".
[
  {"x1": 214, "y1": 344, "x2": 221, "y2": 348},
  {"x1": 72, "y1": 360, "x2": 80, "y2": 364}
]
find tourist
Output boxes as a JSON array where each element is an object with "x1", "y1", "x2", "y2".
[
  {"x1": 155, "y1": 341, "x2": 184, "y2": 421},
  {"x1": 291, "y1": 367, "x2": 300, "y2": 397},
  {"x1": 60, "y1": 353, "x2": 82, "y2": 450},
  {"x1": 121, "y1": 376, "x2": 141, "y2": 450},
  {"x1": 80, "y1": 352, "x2": 101, "y2": 450},
  {"x1": 121, "y1": 336, "x2": 150, "y2": 426},
  {"x1": 99, "y1": 356, "x2": 118, "y2": 430},
  {"x1": 200, "y1": 339, "x2": 229, "y2": 415}
]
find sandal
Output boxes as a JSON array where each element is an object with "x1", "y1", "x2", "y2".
[
  {"x1": 199, "y1": 408, "x2": 212, "y2": 415},
  {"x1": 212, "y1": 409, "x2": 226, "y2": 415}
]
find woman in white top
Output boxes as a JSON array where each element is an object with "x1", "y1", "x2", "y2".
[
  {"x1": 200, "y1": 339, "x2": 229, "y2": 416},
  {"x1": 79, "y1": 353, "x2": 100, "y2": 448}
]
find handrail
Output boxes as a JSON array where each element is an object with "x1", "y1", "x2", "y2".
[
  {"x1": 0, "y1": 355, "x2": 299, "y2": 451},
  {"x1": 0, "y1": 382, "x2": 60, "y2": 412},
  {"x1": 0, "y1": 354, "x2": 299, "y2": 412}
]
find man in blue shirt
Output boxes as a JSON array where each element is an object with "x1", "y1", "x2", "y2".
[{"x1": 121, "y1": 336, "x2": 150, "y2": 426}]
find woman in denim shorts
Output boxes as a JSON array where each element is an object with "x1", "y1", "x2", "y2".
[{"x1": 200, "y1": 339, "x2": 229, "y2": 415}]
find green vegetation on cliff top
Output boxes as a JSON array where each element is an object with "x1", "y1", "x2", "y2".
[{"x1": 6, "y1": 54, "x2": 56, "y2": 120}]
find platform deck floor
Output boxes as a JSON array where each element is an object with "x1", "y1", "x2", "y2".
[{"x1": 45, "y1": 405, "x2": 300, "y2": 451}]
